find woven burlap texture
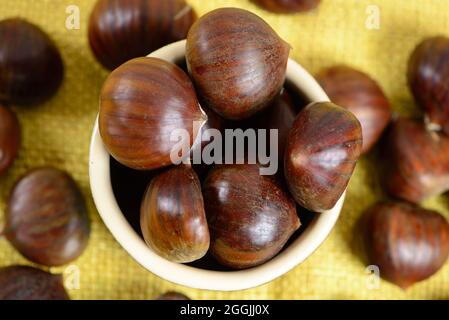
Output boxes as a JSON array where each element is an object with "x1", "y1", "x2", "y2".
[{"x1": 1, "y1": 0, "x2": 449, "y2": 300}]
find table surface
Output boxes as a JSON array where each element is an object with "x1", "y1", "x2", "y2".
[{"x1": 0, "y1": 0, "x2": 448, "y2": 300}]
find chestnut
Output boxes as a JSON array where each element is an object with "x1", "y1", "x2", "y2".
[
  {"x1": 89, "y1": 0, "x2": 196, "y2": 70},
  {"x1": 408, "y1": 36, "x2": 449, "y2": 134},
  {"x1": 0, "y1": 105, "x2": 20, "y2": 175},
  {"x1": 0, "y1": 18, "x2": 63, "y2": 105},
  {"x1": 203, "y1": 164, "x2": 300, "y2": 269},
  {"x1": 382, "y1": 118, "x2": 449, "y2": 203},
  {"x1": 0, "y1": 266, "x2": 69, "y2": 300},
  {"x1": 186, "y1": 8, "x2": 290, "y2": 120},
  {"x1": 156, "y1": 291, "x2": 190, "y2": 300},
  {"x1": 253, "y1": 0, "x2": 321, "y2": 13},
  {"x1": 140, "y1": 165, "x2": 210, "y2": 263},
  {"x1": 284, "y1": 102, "x2": 363, "y2": 212},
  {"x1": 316, "y1": 65, "x2": 392, "y2": 154},
  {"x1": 99, "y1": 57, "x2": 207, "y2": 170},
  {"x1": 362, "y1": 201, "x2": 449, "y2": 289},
  {"x1": 4, "y1": 167, "x2": 90, "y2": 266}
]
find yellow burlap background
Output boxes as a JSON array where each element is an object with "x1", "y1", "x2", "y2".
[{"x1": 1, "y1": 0, "x2": 449, "y2": 300}]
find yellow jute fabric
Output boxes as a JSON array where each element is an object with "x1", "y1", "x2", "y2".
[{"x1": 1, "y1": 0, "x2": 449, "y2": 300}]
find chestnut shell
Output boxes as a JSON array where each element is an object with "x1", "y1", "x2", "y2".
[
  {"x1": 203, "y1": 164, "x2": 300, "y2": 269},
  {"x1": 5, "y1": 167, "x2": 90, "y2": 266},
  {"x1": 0, "y1": 18, "x2": 63, "y2": 105},
  {"x1": 0, "y1": 105, "x2": 20, "y2": 175},
  {"x1": 316, "y1": 65, "x2": 392, "y2": 154},
  {"x1": 284, "y1": 102, "x2": 363, "y2": 212},
  {"x1": 89, "y1": 0, "x2": 196, "y2": 70},
  {"x1": 408, "y1": 36, "x2": 449, "y2": 134},
  {"x1": 0, "y1": 266, "x2": 69, "y2": 300},
  {"x1": 186, "y1": 8, "x2": 290, "y2": 120},
  {"x1": 99, "y1": 57, "x2": 207, "y2": 170},
  {"x1": 253, "y1": 0, "x2": 321, "y2": 13},
  {"x1": 362, "y1": 201, "x2": 449, "y2": 289},
  {"x1": 156, "y1": 291, "x2": 190, "y2": 300},
  {"x1": 382, "y1": 118, "x2": 449, "y2": 203},
  {"x1": 140, "y1": 165, "x2": 210, "y2": 263}
]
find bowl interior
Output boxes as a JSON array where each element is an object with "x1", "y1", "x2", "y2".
[{"x1": 89, "y1": 40, "x2": 342, "y2": 291}]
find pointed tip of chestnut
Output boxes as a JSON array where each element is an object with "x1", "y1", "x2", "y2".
[
  {"x1": 362, "y1": 201, "x2": 449, "y2": 289},
  {"x1": 88, "y1": 0, "x2": 197, "y2": 70},
  {"x1": 186, "y1": 7, "x2": 290, "y2": 120},
  {"x1": 0, "y1": 18, "x2": 64, "y2": 105},
  {"x1": 316, "y1": 65, "x2": 392, "y2": 154},
  {"x1": 382, "y1": 118, "x2": 449, "y2": 203},
  {"x1": 253, "y1": 0, "x2": 321, "y2": 13},
  {"x1": 203, "y1": 164, "x2": 300, "y2": 269},
  {"x1": 140, "y1": 165, "x2": 210, "y2": 263},
  {"x1": 99, "y1": 57, "x2": 207, "y2": 170},
  {"x1": 284, "y1": 102, "x2": 363, "y2": 212}
]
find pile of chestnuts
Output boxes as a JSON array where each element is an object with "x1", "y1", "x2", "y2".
[
  {"x1": 0, "y1": 17, "x2": 90, "y2": 300},
  {"x1": 99, "y1": 7, "x2": 363, "y2": 269}
]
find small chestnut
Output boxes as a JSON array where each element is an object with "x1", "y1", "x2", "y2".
[
  {"x1": 4, "y1": 167, "x2": 90, "y2": 266},
  {"x1": 186, "y1": 8, "x2": 290, "y2": 120},
  {"x1": 0, "y1": 18, "x2": 63, "y2": 105},
  {"x1": 99, "y1": 57, "x2": 207, "y2": 170},
  {"x1": 316, "y1": 65, "x2": 392, "y2": 154},
  {"x1": 382, "y1": 118, "x2": 449, "y2": 203},
  {"x1": 89, "y1": 0, "x2": 196, "y2": 70},
  {"x1": 408, "y1": 36, "x2": 449, "y2": 134},
  {"x1": 284, "y1": 102, "x2": 363, "y2": 212},
  {"x1": 140, "y1": 165, "x2": 210, "y2": 263},
  {"x1": 362, "y1": 201, "x2": 449, "y2": 289},
  {"x1": 0, "y1": 105, "x2": 20, "y2": 175},
  {"x1": 203, "y1": 164, "x2": 300, "y2": 269},
  {"x1": 253, "y1": 0, "x2": 321, "y2": 13},
  {"x1": 156, "y1": 291, "x2": 190, "y2": 300},
  {"x1": 0, "y1": 266, "x2": 70, "y2": 300}
]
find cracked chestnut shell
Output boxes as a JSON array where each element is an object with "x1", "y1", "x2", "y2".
[
  {"x1": 0, "y1": 18, "x2": 63, "y2": 105},
  {"x1": 382, "y1": 118, "x2": 449, "y2": 203},
  {"x1": 186, "y1": 8, "x2": 290, "y2": 120},
  {"x1": 253, "y1": 0, "x2": 321, "y2": 13},
  {"x1": 0, "y1": 105, "x2": 20, "y2": 175},
  {"x1": 203, "y1": 164, "x2": 300, "y2": 269},
  {"x1": 408, "y1": 36, "x2": 449, "y2": 134},
  {"x1": 284, "y1": 102, "x2": 363, "y2": 212},
  {"x1": 362, "y1": 201, "x2": 449, "y2": 289},
  {"x1": 5, "y1": 168, "x2": 90, "y2": 266},
  {"x1": 0, "y1": 266, "x2": 69, "y2": 300},
  {"x1": 89, "y1": 0, "x2": 196, "y2": 70},
  {"x1": 140, "y1": 165, "x2": 210, "y2": 263},
  {"x1": 316, "y1": 65, "x2": 392, "y2": 154},
  {"x1": 99, "y1": 57, "x2": 207, "y2": 170}
]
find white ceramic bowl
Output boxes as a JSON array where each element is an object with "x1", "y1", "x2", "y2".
[{"x1": 89, "y1": 40, "x2": 342, "y2": 291}]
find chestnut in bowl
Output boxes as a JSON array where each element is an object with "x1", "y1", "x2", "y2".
[{"x1": 89, "y1": 40, "x2": 343, "y2": 291}]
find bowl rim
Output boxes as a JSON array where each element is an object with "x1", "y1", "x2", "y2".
[{"x1": 89, "y1": 40, "x2": 342, "y2": 291}]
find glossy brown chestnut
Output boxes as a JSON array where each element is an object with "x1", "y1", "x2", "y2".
[
  {"x1": 0, "y1": 105, "x2": 20, "y2": 175},
  {"x1": 284, "y1": 102, "x2": 363, "y2": 212},
  {"x1": 155, "y1": 291, "x2": 190, "y2": 300},
  {"x1": 408, "y1": 36, "x2": 449, "y2": 134},
  {"x1": 0, "y1": 18, "x2": 63, "y2": 105},
  {"x1": 99, "y1": 57, "x2": 207, "y2": 170},
  {"x1": 362, "y1": 201, "x2": 449, "y2": 289},
  {"x1": 316, "y1": 65, "x2": 392, "y2": 154},
  {"x1": 253, "y1": 0, "x2": 321, "y2": 13},
  {"x1": 0, "y1": 266, "x2": 70, "y2": 300},
  {"x1": 203, "y1": 164, "x2": 300, "y2": 269},
  {"x1": 186, "y1": 8, "x2": 290, "y2": 120},
  {"x1": 140, "y1": 165, "x2": 210, "y2": 263},
  {"x1": 4, "y1": 168, "x2": 90, "y2": 266},
  {"x1": 382, "y1": 118, "x2": 449, "y2": 203},
  {"x1": 89, "y1": 0, "x2": 196, "y2": 70}
]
